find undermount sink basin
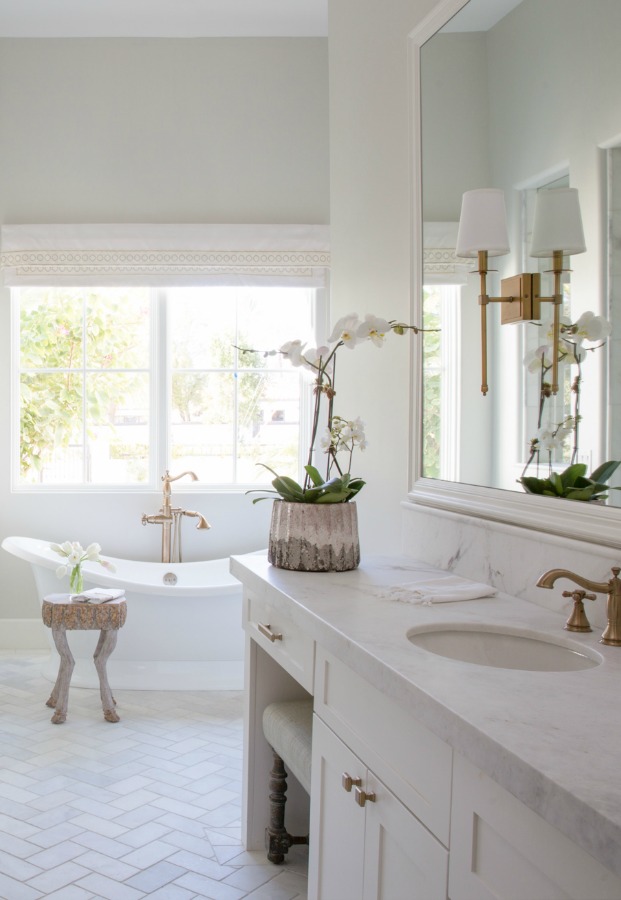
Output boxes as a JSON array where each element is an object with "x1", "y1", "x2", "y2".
[{"x1": 406, "y1": 625, "x2": 602, "y2": 672}]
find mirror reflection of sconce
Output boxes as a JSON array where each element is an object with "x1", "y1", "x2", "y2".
[{"x1": 455, "y1": 187, "x2": 586, "y2": 396}]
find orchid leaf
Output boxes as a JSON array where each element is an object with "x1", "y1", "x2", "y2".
[
  {"x1": 559, "y1": 463, "x2": 587, "y2": 487},
  {"x1": 304, "y1": 465, "x2": 325, "y2": 487},
  {"x1": 590, "y1": 460, "x2": 621, "y2": 484},
  {"x1": 519, "y1": 460, "x2": 621, "y2": 502}
]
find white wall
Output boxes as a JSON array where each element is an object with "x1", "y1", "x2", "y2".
[
  {"x1": 328, "y1": 0, "x2": 439, "y2": 558},
  {"x1": 0, "y1": 37, "x2": 329, "y2": 627},
  {"x1": 328, "y1": 0, "x2": 621, "y2": 620}
]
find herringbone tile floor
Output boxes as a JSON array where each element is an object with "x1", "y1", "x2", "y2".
[{"x1": 0, "y1": 652, "x2": 308, "y2": 899}]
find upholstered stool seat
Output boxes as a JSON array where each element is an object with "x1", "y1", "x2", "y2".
[{"x1": 262, "y1": 698, "x2": 313, "y2": 864}]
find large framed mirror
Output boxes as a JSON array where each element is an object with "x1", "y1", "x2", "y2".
[{"x1": 408, "y1": 0, "x2": 621, "y2": 548}]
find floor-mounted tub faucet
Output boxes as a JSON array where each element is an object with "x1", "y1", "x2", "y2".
[
  {"x1": 142, "y1": 470, "x2": 211, "y2": 563},
  {"x1": 536, "y1": 567, "x2": 621, "y2": 646}
]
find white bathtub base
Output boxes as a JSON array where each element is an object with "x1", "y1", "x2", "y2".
[
  {"x1": 2, "y1": 535, "x2": 250, "y2": 692},
  {"x1": 40, "y1": 652, "x2": 244, "y2": 691}
]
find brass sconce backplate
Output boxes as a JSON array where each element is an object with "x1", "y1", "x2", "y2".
[{"x1": 500, "y1": 272, "x2": 541, "y2": 324}]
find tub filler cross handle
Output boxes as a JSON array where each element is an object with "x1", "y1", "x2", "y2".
[{"x1": 142, "y1": 470, "x2": 211, "y2": 563}]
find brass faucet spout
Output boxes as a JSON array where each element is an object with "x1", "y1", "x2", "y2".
[
  {"x1": 182, "y1": 510, "x2": 211, "y2": 530},
  {"x1": 536, "y1": 568, "x2": 610, "y2": 594},
  {"x1": 537, "y1": 566, "x2": 621, "y2": 646},
  {"x1": 142, "y1": 472, "x2": 210, "y2": 562}
]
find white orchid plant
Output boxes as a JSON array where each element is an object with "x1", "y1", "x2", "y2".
[
  {"x1": 51, "y1": 541, "x2": 115, "y2": 594},
  {"x1": 245, "y1": 313, "x2": 427, "y2": 504},
  {"x1": 520, "y1": 310, "x2": 620, "y2": 500}
]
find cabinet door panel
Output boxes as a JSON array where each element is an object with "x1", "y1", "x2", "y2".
[
  {"x1": 450, "y1": 754, "x2": 621, "y2": 900},
  {"x1": 363, "y1": 770, "x2": 448, "y2": 900},
  {"x1": 309, "y1": 716, "x2": 366, "y2": 900},
  {"x1": 315, "y1": 648, "x2": 452, "y2": 844}
]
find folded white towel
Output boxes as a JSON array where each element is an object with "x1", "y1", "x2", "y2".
[
  {"x1": 386, "y1": 573, "x2": 496, "y2": 605},
  {"x1": 71, "y1": 588, "x2": 125, "y2": 604}
]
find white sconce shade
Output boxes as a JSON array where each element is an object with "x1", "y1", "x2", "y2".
[
  {"x1": 530, "y1": 187, "x2": 586, "y2": 257},
  {"x1": 455, "y1": 188, "x2": 510, "y2": 258}
]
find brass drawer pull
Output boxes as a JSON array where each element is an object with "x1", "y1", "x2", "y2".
[
  {"x1": 354, "y1": 787, "x2": 376, "y2": 807},
  {"x1": 258, "y1": 622, "x2": 283, "y2": 642},
  {"x1": 341, "y1": 772, "x2": 362, "y2": 792}
]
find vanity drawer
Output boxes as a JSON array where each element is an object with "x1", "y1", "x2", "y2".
[
  {"x1": 245, "y1": 590, "x2": 315, "y2": 692},
  {"x1": 314, "y1": 647, "x2": 452, "y2": 844}
]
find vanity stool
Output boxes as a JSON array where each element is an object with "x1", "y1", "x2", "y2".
[
  {"x1": 262, "y1": 698, "x2": 313, "y2": 864},
  {"x1": 41, "y1": 593, "x2": 127, "y2": 725}
]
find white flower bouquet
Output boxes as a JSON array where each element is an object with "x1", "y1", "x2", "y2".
[{"x1": 51, "y1": 541, "x2": 115, "y2": 594}]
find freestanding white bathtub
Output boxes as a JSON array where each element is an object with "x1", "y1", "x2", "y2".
[{"x1": 2, "y1": 535, "x2": 251, "y2": 691}]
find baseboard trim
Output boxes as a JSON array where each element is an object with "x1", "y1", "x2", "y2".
[{"x1": 0, "y1": 618, "x2": 47, "y2": 650}]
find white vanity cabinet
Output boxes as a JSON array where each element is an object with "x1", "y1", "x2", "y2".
[
  {"x1": 231, "y1": 555, "x2": 621, "y2": 900},
  {"x1": 449, "y1": 755, "x2": 621, "y2": 900},
  {"x1": 309, "y1": 715, "x2": 448, "y2": 900},
  {"x1": 310, "y1": 647, "x2": 451, "y2": 899}
]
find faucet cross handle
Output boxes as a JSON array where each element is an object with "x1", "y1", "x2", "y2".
[{"x1": 562, "y1": 589, "x2": 596, "y2": 633}]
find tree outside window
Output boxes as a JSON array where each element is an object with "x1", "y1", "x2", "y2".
[{"x1": 15, "y1": 285, "x2": 315, "y2": 489}]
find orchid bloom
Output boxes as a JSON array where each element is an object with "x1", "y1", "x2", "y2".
[
  {"x1": 302, "y1": 345, "x2": 331, "y2": 373},
  {"x1": 571, "y1": 311, "x2": 612, "y2": 345},
  {"x1": 524, "y1": 345, "x2": 555, "y2": 373},
  {"x1": 329, "y1": 314, "x2": 361, "y2": 348},
  {"x1": 279, "y1": 339, "x2": 306, "y2": 367},
  {"x1": 535, "y1": 427, "x2": 564, "y2": 453},
  {"x1": 357, "y1": 314, "x2": 391, "y2": 347}
]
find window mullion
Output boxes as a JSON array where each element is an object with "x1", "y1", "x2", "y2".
[{"x1": 154, "y1": 288, "x2": 167, "y2": 485}]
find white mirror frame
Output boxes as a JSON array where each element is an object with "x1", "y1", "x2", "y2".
[{"x1": 406, "y1": 0, "x2": 621, "y2": 551}]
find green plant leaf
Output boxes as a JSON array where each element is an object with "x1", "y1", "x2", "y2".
[
  {"x1": 519, "y1": 476, "x2": 546, "y2": 494},
  {"x1": 559, "y1": 463, "x2": 587, "y2": 487},
  {"x1": 564, "y1": 485, "x2": 597, "y2": 501},
  {"x1": 590, "y1": 460, "x2": 621, "y2": 484},
  {"x1": 304, "y1": 465, "x2": 325, "y2": 487},
  {"x1": 272, "y1": 476, "x2": 305, "y2": 500},
  {"x1": 316, "y1": 491, "x2": 351, "y2": 503}
]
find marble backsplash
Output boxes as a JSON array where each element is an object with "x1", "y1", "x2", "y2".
[{"x1": 401, "y1": 500, "x2": 621, "y2": 632}]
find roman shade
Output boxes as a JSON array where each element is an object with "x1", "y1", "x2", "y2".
[{"x1": 0, "y1": 223, "x2": 330, "y2": 287}]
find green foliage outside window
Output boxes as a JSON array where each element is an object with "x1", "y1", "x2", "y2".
[
  {"x1": 19, "y1": 287, "x2": 149, "y2": 482},
  {"x1": 17, "y1": 285, "x2": 311, "y2": 487}
]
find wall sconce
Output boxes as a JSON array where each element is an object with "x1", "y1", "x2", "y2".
[{"x1": 455, "y1": 186, "x2": 586, "y2": 395}]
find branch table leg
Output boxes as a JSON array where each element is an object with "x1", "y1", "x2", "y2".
[
  {"x1": 94, "y1": 629, "x2": 120, "y2": 722},
  {"x1": 49, "y1": 627, "x2": 74, "y2": 724}
]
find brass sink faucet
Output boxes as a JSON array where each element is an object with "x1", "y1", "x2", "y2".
[
  {"x1": 142, "y1": 470, "x2": 210, "y2": 563},
  {"x1": 536, "y1": 567, "x2": 621, "y2": 646}
]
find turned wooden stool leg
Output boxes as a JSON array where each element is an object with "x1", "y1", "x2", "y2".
[
  {"x1": 49, "y1": 627, "x2": 74, "y2": 724},
  {"x1": 94, "y1": 629, "x2": 120, "y2": 723},
  {"x1": 266, "y1": 750, "x2": 289, "y2": 864}
]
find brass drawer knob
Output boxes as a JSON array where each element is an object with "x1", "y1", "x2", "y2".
[
  {"x1": 354, "y1": 786, "x2": 376, "y2": 807},
  {"x1": 258, "y1": 622, "x2": 283, "y2": 642},
  {"x1": 341, "y1": 772, "x2": 362, "y2": 792}
]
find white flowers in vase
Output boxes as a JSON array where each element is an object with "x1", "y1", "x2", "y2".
[{"x1": 51, "y1": 541, "x2": 115, "y2": 594}]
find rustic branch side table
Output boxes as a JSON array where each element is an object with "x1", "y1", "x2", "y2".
[{"x1": 41, "y1": 594, "x2": 127, "y2": 724}]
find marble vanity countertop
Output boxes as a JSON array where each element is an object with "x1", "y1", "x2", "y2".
[{"x1": 230, "y1": 552, "x2": 621, "y2": 879}]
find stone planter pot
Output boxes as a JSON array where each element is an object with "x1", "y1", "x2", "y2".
[{"x1": 268, "y1": 500, "x2": 360, "y2": 572}]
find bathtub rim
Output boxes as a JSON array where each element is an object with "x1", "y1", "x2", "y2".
[{"x1": 1, "y1": 534, "x2": 262, "y2": 597}]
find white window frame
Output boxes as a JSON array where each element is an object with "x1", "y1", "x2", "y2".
[
  {"x1": 4, "y1": 224, "x2": 330, "y2": 493},
  {"x1": 11, "y1": 284, "x2": 326, "y2": 493}
]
